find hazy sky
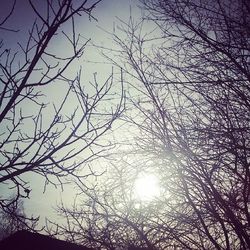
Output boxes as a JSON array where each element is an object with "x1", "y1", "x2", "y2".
[
  {"x1": 0, "y1": 0, "x2": 141, "y2": 227},
  {"x1": 0, "y1": 0, "x2": 140, "y2": 47}
]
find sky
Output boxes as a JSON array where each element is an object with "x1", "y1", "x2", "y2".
[
  {"x1": 1, "y1": 1, "x2": 248, "y2": 248},
  {"x1": 0, "y1": 0, "x2": 140, "y2": 47},
  {"x1": 0, "y1": 0, "x2": 142, "y2": 228}
]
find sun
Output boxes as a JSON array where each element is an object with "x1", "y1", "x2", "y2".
[{"x1": 134, "y1": 174, "x2": 160, "y2": 201}]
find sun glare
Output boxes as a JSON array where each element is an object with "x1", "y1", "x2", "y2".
[{"x1": 134, "y1": 174, "x2": 160, "y2": 201}]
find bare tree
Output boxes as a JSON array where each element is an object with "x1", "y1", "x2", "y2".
[
  {"x1": 0, "y1": 0, "x2": 124, "y2": 224},
  {"x1": 53, "y1": 0, "x2": 250, "y2": 249},
  {"x1": 0, "y1": 195, "x2": 37, "y2": 240},
  {"x1": 49, "y1": 160, "x2": 159, "y2": 250}
]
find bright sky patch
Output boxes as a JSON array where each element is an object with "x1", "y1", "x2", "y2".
[{"x1": 134, "y1": 174, "x2": 160, "y2": 201}]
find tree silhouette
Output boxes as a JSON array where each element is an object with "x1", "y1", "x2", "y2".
[
  {"x1": 0, "y1": 0, "x2": 124, "y2": 225},
  {"x1": 53, "y1": 0, "x2": 250, "y2": 249},
  {"x1": 0, "y1": 195, "x2": 37, "y2": 240}
]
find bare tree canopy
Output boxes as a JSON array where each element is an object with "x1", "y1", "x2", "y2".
[
  {"x1": 0, "y1": 0, "x2": 124, "y2": 226},
  {"x1": 53, "y1": 0, "x2": 250, "y2": 249}
]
